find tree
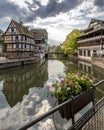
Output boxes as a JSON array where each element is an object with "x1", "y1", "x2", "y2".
[
  {"x1": 61, "y1": 29, "x2": 81, "y2": 54},
  {"x1": 55, "y1": 45, "x2": 63, "y2": 53},
  {"x1": 0, "y1": 29, "x2": 4, "y2": 44}
]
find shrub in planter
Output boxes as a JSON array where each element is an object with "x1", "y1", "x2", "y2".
[
  {"x1": 45, "y1": 72, "x2": 95, "y2": 120},
  {"x1": 46, "y1": 72, "x2": 95, "y2": 102}
]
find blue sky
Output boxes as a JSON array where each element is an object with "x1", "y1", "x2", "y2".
[{"x1": 0, "y1": 0, "x2": 104, "y2": 45}]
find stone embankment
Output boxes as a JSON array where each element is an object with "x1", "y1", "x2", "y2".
[{"x1": 0, "y1": 57, "x2": 40, "y2": 69}]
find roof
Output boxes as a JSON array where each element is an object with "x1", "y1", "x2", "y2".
[
  {"x1": 77, "y1": 19, "x2": 104, "y2": 39},
  {"x1": 4, "y1": 20, "x2": 34, "y2": 38},
  {"x1": 88, "y1": 19, "x2": 104, "y2": 27},
  {"x1": 13, "y1": 20, "x2": 34, "y2": 38},
  {"x1": 29, "y1": 29, "x2": 48, "y2": 40},
  {"x1": 84, "y1": 19, "x2": 104, "y2": 32}
]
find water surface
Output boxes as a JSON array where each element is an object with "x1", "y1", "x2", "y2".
[{"x1": 0, "y1": 58, "x2": 104, "y2": 130}]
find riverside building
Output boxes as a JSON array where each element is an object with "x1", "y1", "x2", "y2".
[
  {"x1": 3, "y1": 20, "x2": 35, "y2": 59},
  {"x1": 77, "y1": 19, "x2": 104, "y2": 60}
]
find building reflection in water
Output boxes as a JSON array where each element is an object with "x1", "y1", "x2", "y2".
[
  {"x1": 78, "y1": 60, "x2": 104, "y2": 102},
  {"x1": 78, "y1": 60, "x2": 104, "y2": 80},
  {"x1": 78, "y1": 60, "x2": 93, "y2": 74},
  {"x1": 0, "y1": 60, "x2": 48, "y2": 107}
]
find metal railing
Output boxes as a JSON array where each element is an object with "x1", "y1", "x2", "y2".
[
  {"x1": 18, "y1": 79, "x2": 104, "y2": 130},
  {"x1": 82, "y1": 97, "x2": 104, "y2": 130},
  {"x1": 69, "y1": 96, "x2": 104, "y2": 130}
]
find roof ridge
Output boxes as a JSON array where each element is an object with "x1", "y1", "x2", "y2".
[{"x1": 12, "y1": 19, "x2": 34, "y2": 38}]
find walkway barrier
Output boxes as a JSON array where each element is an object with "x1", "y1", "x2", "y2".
[
  {"x1": 18, "y1": 79, "x2": 104, "y2": 130},
  {"x1": 69, "y1": 96, "x2": 104, "y2": 130}
]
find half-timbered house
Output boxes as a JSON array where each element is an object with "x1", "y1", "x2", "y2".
[
  {"x1": 77, "y1": 19, "x2": 104, "y2": 60},
  {"x1": 29, "y1": 29, "x2": 48, "y2": 57},
  {"x1": 3, "y1": 20, "x2": 35, "y2": 58}
]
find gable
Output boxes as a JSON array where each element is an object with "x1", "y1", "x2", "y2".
[
  {"x1": 4, "y1": 20, "x2": 21, "y2": 36},
  {"x1": 88, "y1": 19, "x2": 104, "y2": 28}
]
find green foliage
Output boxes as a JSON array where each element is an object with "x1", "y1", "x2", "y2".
[
  {"x1": 0, "y1": 29, "x2": 4, "y2": 44},
  {"x1": 46, "y1": 72, "x2": 95, "y2": 101},
  {"x1": 62, "y1": 29, "x2": 81, "y2": 54},
  {"x1": 55, "y1": 45, "x2": 63, "y2": 53}
]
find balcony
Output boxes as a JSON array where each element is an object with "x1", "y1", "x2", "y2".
[
  {"x1": 77, "y1": 35, "x2": 104, "y2": 44},
  {"x1": 7, "y1": 48, "x2": 34, "y2": 52},
  {"x1": 4, "y1": 40, "x2": 35, "y2": 44}
]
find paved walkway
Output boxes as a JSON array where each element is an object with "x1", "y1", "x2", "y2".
[
  {"x1": 82, "y1": 106, "x2": 104, "y2": 130},
  {"x1": 92, "y1": 58, "x2": 104, "y2": 69}
]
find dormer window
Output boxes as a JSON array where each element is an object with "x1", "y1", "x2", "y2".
[
  {"x1": 9, "y1": 27, "x2": 16, "y2": 32},
  {"x1": 11, "y1": 28, "x2": 14, "y2": 32}
]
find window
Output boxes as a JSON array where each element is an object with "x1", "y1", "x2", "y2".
[
  {"x1": 22, "y1": 44, "x2": 25, "y2": 48},
  {"x1": 7, "y1": 44, "x2": 10, "y2": 49},
  {"x1": 19, "y1": 44, "x2": 21, "y2": 48},
  {"x1": 5, "y1": 36, "x2": 11, "y2": 40},
  {"x1": 14, "y1": 28, "x2": 16, "y2": 32},
  {"x1": 11, "y1": 27, "x2": 16, "y2": 32},
  {"x1": 13, "y1": 35, "x2": 19, "y2": 40},
  {"x1": 93, "y1": 50, "x2": 97, "y2": 53},
  {"x1": 93, "y1": 50, "x2": 97, "y2": 57},
  {"x1": 84, "y1": 50, "x2": 86, "y2": 56},
  {"x1": 79, "y1": 50, "x2": 82, "y2": 56},
  {"x1": 8, "y1": 28, "x2": 11, "y2": 32},
  {"x1": 23, "y1": 36, "x2": 25, "y2": 40},
  {"x1": 19, "y1": 35, "x2": 21, "y2": 40},
  {"x1": 13, "y1": 35, "x2": 15, "y2": 40},
  {"x1": 27, "y1": 45, "x2": 30, "y2": 48},
  {"x1": 16, "y1": 44, "x2": 19, "y2": 48},
  {"x1": 28, "y1": 38, "x2": 30, "y2": 42},
  {"x1": 88, "y1": 50, "x2": 90, "y2": 57},
  {"x1": 13, "y1": 44, "x2": 16, "y2": 49},
  {"x1": 11, "y1": 28, "x2": 14, "y2": 32},
  {"x1": 25, "y1": 36, "x2": 27, "y2": 41},
  {"x1": 15, "y1": 35, "x2": 18, "y2": 40}
]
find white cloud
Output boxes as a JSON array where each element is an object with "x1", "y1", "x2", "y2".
[
  {"x1": 86, "y1": 6, "x2": 104, "y2": 18},
  {"x1": 8, "y1": 0, "x2": 28, "y2": 8},
  {"x1": 41, "y1": 0, "x2": 49, "y2": 6},
  {"x1": 1, "y1": 0, "x2": 104, "y2": 45}
]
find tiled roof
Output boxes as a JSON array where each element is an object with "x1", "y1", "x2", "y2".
[
  {"x1": 77, "y1": 19, "x2": 104, "y2": 38},
  {"x1": 88, "y1": 19, "x2": 104, "y2": 27},
  {"x1": 12, "y1": 20, "x2": 34, "y2": 38},
  {"x1": 29, "y1": 29, "x2": 48, "y2": 40}
]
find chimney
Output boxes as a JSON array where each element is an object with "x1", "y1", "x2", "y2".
[{"x1": 20, "y1": 21, "x2": 23, "y2": 26}]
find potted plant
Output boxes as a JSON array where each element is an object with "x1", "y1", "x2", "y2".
[{"x1": 45, "y1": 72, "x2": 95, "y2": 119}]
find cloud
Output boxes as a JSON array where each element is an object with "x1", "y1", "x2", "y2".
[
  {"x1": 0, "y1": 1, "x2": 18, "y2": 18},
  {"x1": 0, "y1": 0, "x2": 29, "y2": 22},
  {"x1": 0, "y1": 0, "x2": 104, "y2": 45},
  {"x1": 94, "y1": 0, "x2": 104, "y2": 7},
  {"x1": 25, "y1": 0, "x2": 83, "y2": 22}
]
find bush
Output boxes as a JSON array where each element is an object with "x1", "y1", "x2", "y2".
[{"x1": 45, "y1": 72, "x2": 95, "y2": 102}]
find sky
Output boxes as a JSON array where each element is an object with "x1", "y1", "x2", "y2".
[{"x1": 0, "y1": 0, "x2": 104, "y2": 45}]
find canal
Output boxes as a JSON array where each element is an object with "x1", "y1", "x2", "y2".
[{"x1": 0, "y1": 58, "x2": 104, "y2": 130}]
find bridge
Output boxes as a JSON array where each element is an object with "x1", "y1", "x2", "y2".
[
  {"x1": 45, "y1": 52, "x2": 69, "y2": 59},
  {"x1": 46, "y1": 52, "x2": 64, "y2": 54}
]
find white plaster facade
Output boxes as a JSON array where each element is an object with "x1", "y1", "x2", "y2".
[{"x1": 77, "y1": 19, "x2": 104, "y2": 60}]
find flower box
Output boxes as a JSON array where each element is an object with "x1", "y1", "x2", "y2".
[
  {"x1": 58, "y1": 87, "x2": 94, "y2": 120},
  {"x1": 46, "y1": 72, "x2": 95, "y2": 120}
]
